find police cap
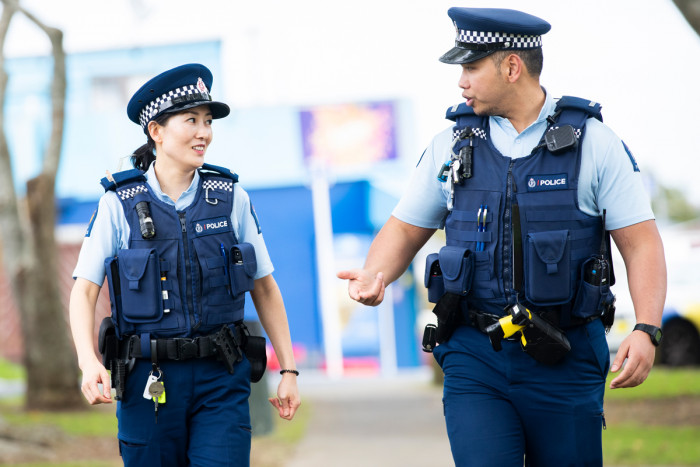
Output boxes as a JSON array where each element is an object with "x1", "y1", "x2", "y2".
[
  {"x1": 127, "y1": 63, "x2": 230, "y2": 133},
  {"x1": 439, "y1": 7, "x2": 551, "y2": 65}
]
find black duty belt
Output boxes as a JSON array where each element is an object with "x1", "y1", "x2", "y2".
[{"x1": 121, "y1": 325, "x2": 245, "y2": 361}]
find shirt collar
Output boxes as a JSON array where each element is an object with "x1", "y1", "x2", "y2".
[
  {"x1": 491, "y1": 88, "x2": 555, "y2": 134},
  {"x1": 144, "y1": 162, "x2": 200, "y2": 208}
]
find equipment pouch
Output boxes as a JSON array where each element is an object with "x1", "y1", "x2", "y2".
[
  {"x1": 229, "y1": 243, "x2": 257, "y2": 297},
  {"x1": 525, "y1": 230, "x2": 571, "y2": 305},
  {"x1": 98, "y1": 317, "x2": 118, "y2": 368},
  {"x1": 245, "y1": 335, "x2": 267, "y2": 383},
  {"x1": 114, "y1": 248, "x2": 164, "y2": 323},
  {"x1": 424, "y1": 253, "x2": 444, "y2": 303},
  {"x1": 438, "y1": 246, "x2": 474, "y2": 296},
  {"x1": 521, "y1": 324, "x2": 570, "y2": 365},
  {"x1": 432, "y1": 292, "x2": 463, "y2": 344},
  {"x1": 572, "y1": 257, "x2": 611, "y2": 320}
]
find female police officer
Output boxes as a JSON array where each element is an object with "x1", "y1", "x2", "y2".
[{"x1": 69, "y1": 63, "x2": 300, "y2": 466}]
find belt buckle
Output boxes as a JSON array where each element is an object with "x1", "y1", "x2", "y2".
[{"x1": 176, "y1": 339, "x2": 198, "y2": 360}]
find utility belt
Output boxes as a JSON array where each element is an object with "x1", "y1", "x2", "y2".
[
  {"x1": 99, "y1": 318, "x2": 267, "y2": 400},
  {"x1": 422, "y1": 293, "x2": 599, "y2": 365}
]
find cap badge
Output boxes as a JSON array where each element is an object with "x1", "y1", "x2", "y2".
[{"x1": 196, "y1": 77, "x2": 209, "y2": 95}]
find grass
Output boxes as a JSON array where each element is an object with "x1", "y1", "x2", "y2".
[
  {"x1": 605, "y1": 367, "x2": 700, "y2": 400},
  {"x1": 0, "y1": 357, "x2": 25, "y2": 380},
  {"x1": 602, "y1": 366, "x2": 700, "y2": 466},
  {"x1": 0, "y1": 400, "x2": 118, "y2": 437},
  {"x1": 604, "y1": 424, "x2": 700, "y2": 466}
]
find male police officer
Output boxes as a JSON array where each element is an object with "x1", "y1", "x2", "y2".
[{"x1": 338, "y1": 7, "x2": 666, "y2": 466}]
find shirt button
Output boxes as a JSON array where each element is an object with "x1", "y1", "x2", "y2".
[{"x1": 515, "y1": 139, "x2": 521, "y2": 144}]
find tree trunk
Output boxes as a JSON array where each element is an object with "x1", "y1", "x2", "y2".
[
  {"x1": 0, "y1": 0, "x2": 83, "y2": 410},
  {"x1": 673, "y1": 0, "x2": 700, "y2": 35}
]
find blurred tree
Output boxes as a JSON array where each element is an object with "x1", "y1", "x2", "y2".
[
  {"x1": 673, "y1": 0, "x2": 700, "y2": 34},
  {"x1": 0, "y1": 0, "x2": 82, "y2": 409},
  {"x1": 652, "y1": 185, "x2": 700, "y2": 223}
]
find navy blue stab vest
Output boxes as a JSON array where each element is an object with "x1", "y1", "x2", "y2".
[
  {"x1": 428, "y1": 97, "x2": 613, "y2": 324},
  {"x1": 102, "y1": 163, "x2": 257, "y2": 339}
]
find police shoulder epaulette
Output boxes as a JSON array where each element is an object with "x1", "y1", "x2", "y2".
[
  {"x1": 100, "y1": 169, "x2": 146, "y2": 192},
  {"x1": 199, "y1": 163, "x2": 239, "y2": 183},
  {"x1": 445, "y1": 102, "x2": 476, "y2": 122},
  {"x1": 555, "y1": 96, "x2": 603, "y2": 122}
]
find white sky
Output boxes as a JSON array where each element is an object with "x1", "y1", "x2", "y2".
[{"x1": 6, "y1": 0, "x2": 700, "y2": 203}]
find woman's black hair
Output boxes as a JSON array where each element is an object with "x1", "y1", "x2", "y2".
[{"x1": 130, "y1": 111, "x2": 174, "y2": 171}]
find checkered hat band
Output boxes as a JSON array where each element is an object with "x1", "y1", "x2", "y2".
[
  {"x1": 138, "y1": 84, "x2": 210, "y2": 128},
  {"x1": 117, "y1": 185, "x2": 148, "y2": 200},
  {"x1": 452, "y1": 127, "x2": 487, "y2": 141},
  {"x1": 203, "y1": 180, "x2": 233, "y2": 192},
  {"x1": 456, "y1": 29, "x2": 542, "y2": 49}
]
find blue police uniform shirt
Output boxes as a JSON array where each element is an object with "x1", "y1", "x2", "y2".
[
  {"x1": 73, "y1": 162, "x2": 274, "y2": 285},
  {"x1": 393, "y1": 91, "x2": 654, "y2": 231}
]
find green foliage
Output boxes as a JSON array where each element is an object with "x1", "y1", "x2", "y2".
[
  {"x1": 604, "y1": 424, "x2": 700, "y2": 466},
  {"x1": 605, "y1": 367, "x2": 700, "y2": 400},
  {"x1": 0, "y1": 357, "x2": 25, "y2": 380},
  {"x1": 651, "y1": 185, "x2": 700, "y2": 223}
]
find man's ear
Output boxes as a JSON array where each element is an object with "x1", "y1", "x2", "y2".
[{"x1": 503, "y1": 54, "x2": 523, "y2": 82}]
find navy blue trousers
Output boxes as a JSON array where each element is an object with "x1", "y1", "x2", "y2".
[
  {"x1": 433, "y1": 319, "x2": 609, "y2": 467},
  {"x1": 117, "y1": 356, "x2": 252, "y2": 466}
]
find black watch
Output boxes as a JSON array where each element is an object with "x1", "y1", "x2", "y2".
[{"x1": 633, "y1": 323, "x2": 663, "y2": 347}]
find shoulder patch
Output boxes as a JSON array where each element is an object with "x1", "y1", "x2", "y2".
[
  {"x1": 250, "y1": 203, "x2": 261, "y2": 234},
  {"x1": 621, "y1": 141, "x2": 640, "y2": 172},
  {"x1": 85, "y1": 207, "x2": 98, "y2": 237}
]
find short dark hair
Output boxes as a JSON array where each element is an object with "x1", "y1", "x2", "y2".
[{"x1": 491, "y1": 48, "x2": 544, "y2": 77}]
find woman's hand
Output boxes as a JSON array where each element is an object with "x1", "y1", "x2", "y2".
[
  {"x1": 80, "y1": 358, "x2": 113, "y2": 405},
  {"x1": 268, "y1": 373, "x2": 300, "y2": 420}
]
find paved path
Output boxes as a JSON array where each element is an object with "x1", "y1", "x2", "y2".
[{"x1": 285, "y1": 369, "x2": 454, "y2": 467}]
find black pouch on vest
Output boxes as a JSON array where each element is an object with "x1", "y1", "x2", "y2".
[
  {"x1": 439, "y1": 246, "x2": 474, "y2": 296},
  {"x1": 424, "y1": 253, "x2": 445, "y2": 303},
  {"x1": 229, "y1": 243, "x2": 257, "y2": 297},
  {"x1": 245, "y1": 335, "x2": 267, "y2": 383}
]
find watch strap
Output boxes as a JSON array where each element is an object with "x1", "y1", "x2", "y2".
[{"x1": 633, "y1": 323, "x2": 662, "y2": 346}]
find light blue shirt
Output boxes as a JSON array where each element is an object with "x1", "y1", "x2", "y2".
[
  {"x1": 393, "y1": 92, "x2": 654, "y2": 231},
  {"x1": 73, "y1": 163, "x2": 274, "y2": 285}
]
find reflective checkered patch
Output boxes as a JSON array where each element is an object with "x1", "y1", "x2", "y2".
[
  {"x1": 455, "y1": 27, "x2": 542, "y2": 49},
  {"x1": 117, "y1": 185, "x2": 148, "y2": 200},
  {"x1": 202, "y1": 180, "x2": 233, "y2": 192},
  {"x1": 452, "y1": 127, "x2": 487, "y2": 141}
]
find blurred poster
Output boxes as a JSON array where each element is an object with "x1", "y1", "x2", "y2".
[{"x1": 300, "y1": 101, "x2": 397, "y2": 167}]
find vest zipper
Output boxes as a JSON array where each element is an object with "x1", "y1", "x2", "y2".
[
  {"x1": 179, "y1": 212, "x2": 200, "y2": 332},
  {"x1": 504, "y1": 160, "x2": 517, "y2": 304}
]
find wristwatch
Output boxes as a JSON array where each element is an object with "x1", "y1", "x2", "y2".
[{"x1": 633, "y1": 323, "x2": 663, "y2": 347}]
